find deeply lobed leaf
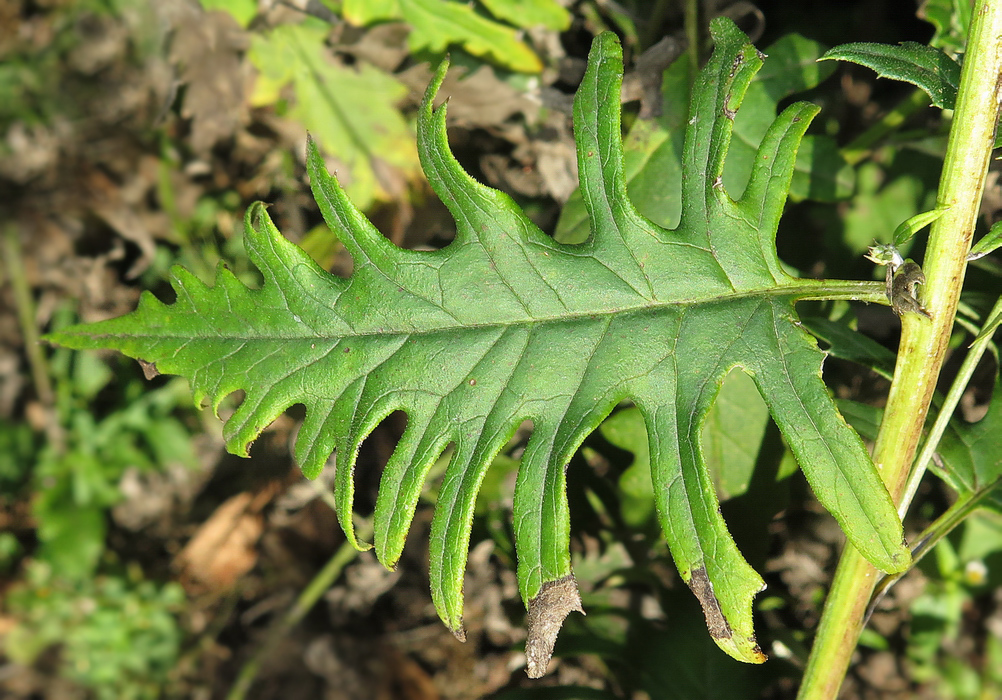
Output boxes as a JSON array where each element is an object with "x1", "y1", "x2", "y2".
[
  {"x1": 556, "y1": 31, "x2": 852, "y2": 245},
  {"x1": 47, "y1": 18, "x2": 909, "y2": 668}
]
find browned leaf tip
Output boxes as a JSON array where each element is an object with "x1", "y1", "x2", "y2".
[
  {"x1": 525, "y1": 574, "x2": 584, "y2": 678},
  {"x1": 687, "y1": 566, "x2": 733, "y2": 641},
  {"x1": 137, "y1": 359, "x2": 160, "y2": 380},
  {"x1": 686, "y1": 566, "x2": 767, "y2": 662}
]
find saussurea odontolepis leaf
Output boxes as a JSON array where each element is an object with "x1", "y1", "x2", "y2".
[{"x1": 46, "y1": 18, "x2": 910, "y2": 672}]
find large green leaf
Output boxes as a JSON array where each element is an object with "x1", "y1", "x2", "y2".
[{"x1": 47, "y1": 19, "x2": 908, "y2": 669}]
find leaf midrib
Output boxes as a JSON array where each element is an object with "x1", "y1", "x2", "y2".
[{"x1": 101, "y1": 281, "x2": 860, "y2": 347}]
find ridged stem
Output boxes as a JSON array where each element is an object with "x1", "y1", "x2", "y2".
[{"x1": 798, "y1": 2, "x2": 1002, "y2": 697}]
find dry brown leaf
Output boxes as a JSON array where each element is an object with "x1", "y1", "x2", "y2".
[
  {"x1": 174, "y1": 487, "x2": 277, "y2": 593},
  {"x1": 168, "y1": 6, "x2": 250, "y2": 154},
  {"x1": 400, "y1": 63, "x2": 539, "y2": 129},
  {"x1": 85, "y1": 167, "x2": 157, "y2": 277}
]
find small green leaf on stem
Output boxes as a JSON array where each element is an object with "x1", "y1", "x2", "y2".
[
  {"x1": 820, "y1": 41, "x2": 962, "y2": 109},
  {"x1": 970, "y1": 306, "x2": 1002, "y2": 345},
  {"x1": 893, "y1": 204, "x2": 951, "y2": 247},
  {"x1": 968, "y1": 220, "x2": 1002, "y2": 261}
]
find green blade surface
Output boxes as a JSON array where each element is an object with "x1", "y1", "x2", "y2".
[{"x1": 47, "y1": 18, "x2": 909, "y2": 667}]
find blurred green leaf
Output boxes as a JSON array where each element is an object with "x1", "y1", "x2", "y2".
[
  {"x1": 0, "y1": 532, "x2": 22, "y2": 571},
  {"x1": 790, "y1": 136, "x2": 855, "y2": 202},
  {"x1": 6, "y1": 567, "x2": 184, "y2": 700},
  {"x1": 958, "y1": 509, "x2": 1002, "y2": 565},
  {"x1": 804, "y1": 316, "x2": 897, "y2": 379},
  {"x1": 32, "y1": 492, "x2": 106, "y2": 580},
  {"x1": 299, "y1": 223, "x2": 345, "y2": 270},
  {"x1": 600, "y1": 407, "x2": 655, "y2": 529},
  {"x1": 479, "y1": 0, "x2": 571, "y2": 30},
  {"x1": 919, "y1": 0, "x2": 971, "y2": 56},
  {"x1": 835, "y1": 398, "x2": 882, "y2": 441},
  {"x1": 702, "y1": 371, "x2": 770, "y2": 501},
  {"x1": 30, "y1": 343, "x2": 200, "y2": 580},
  {"x1": 841, "y1": 159, "x2": 938, "y2": 257},
  {"x1": 343, "y1": 0, "x2": 545, "y2": 72},
  {"x1": 555, "y1": 592, "x2": 785, "y2": 700},
  {"x1": 198, "y1": 0, "x2": 257, "y2": 27},
  {"x1": 0, "y1": 418, "x2": 35, "y2": 488},
  {"x1": 620, "y1": 603, "x2": 782, "y2": 699},
  {"x1": 475, "y1": 454, "x2": 519, "y2": 516},
  {"x1": 935, "y1": 376, "x2": 1002, "y2": 511},
  {"x1": 249, "y1": 23, "x2": 420, "y2": 210}
]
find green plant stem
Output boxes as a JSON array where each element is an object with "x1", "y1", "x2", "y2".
[
  {"x1": 865, "y1": 293, "x2": 1002, "y2": 621},
  {"x1": 868, "y1": 489, "x2": 985, "y2": 617},
  {"x1": 226, "y1": 514, "x2": 371, "y2": 700},
  {"x1": 639, "y1": 0, "x2": 672, "y2": 51},
  {"x1": 684, "y1": 0, "x2": 699, "y2": 84},
  {"x1": 798, "y1": 2, "x2": 1002, "y2": 698},
  {"x1": 3, "y1": 224, "x2": 54, "y2": 407},
  {"x1": 841, "y1": 88, "x2": 932, "y2": 166},
  {"x1": 898, "y1": 293, "x2": 1002, "y2": 516}
]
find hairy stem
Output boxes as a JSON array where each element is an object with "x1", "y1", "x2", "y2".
[
  {"x1": 898, "y1": 294, "x2": 1002, "y2": 515},
  {"x1": 798, "y1": 2, "x2": 1002, "y2": 697}
]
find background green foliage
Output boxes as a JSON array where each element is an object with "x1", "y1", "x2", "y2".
[{"x1": 6, "y1": 563, "x2": 185, "y2": 700}]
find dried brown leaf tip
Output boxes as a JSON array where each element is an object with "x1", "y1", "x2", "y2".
[
  {"x1": 137, "y1": 359, "x2": 160, "y2": 380},
  {"x1": 525, "y1": 574, "x2": 584, "y2": 678},
  {"x1": 688, "y1": 566, "x2": 767, "y2": 663}
]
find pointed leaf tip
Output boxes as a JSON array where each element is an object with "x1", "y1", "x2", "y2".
[
  {"x1": 819, "y1": 41, "x2": 961, "y2": 109},
  {"x1": 423, "y1": 57, "x2": 452, "y2": 114}
]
